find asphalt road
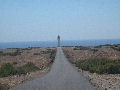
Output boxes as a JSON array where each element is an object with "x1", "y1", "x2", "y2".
[{"x1": 10, "y1": 47, "x2": 97, "y2": 90}]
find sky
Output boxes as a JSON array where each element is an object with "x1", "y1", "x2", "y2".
[{"x1": 0, "y1": 0, "x2": 120, "y2": 42}]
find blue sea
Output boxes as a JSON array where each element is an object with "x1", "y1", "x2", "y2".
[{"x1": 0, "y1": 39, "x2": 120, "y2": 49}]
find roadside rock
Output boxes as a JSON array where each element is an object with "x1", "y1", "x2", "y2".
[{"x1": 63, "y1": 46, "x2": 120, "y2": 90}]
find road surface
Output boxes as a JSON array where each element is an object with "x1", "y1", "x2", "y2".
[{"x1": 10, "y1": 47, "x2": 97, "y2": 90}]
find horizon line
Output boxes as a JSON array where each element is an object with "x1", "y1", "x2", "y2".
[{"x1": 0, "y1": 38, "x2": 120, "y2": 43}]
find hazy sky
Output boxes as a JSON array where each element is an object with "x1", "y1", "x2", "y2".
[{"x1": 0, "y1": 0, "x2": 120, "y2": 42}]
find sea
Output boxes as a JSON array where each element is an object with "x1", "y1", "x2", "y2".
[{"x1": 0, "y1": 39, "x2": 120, "y2": 49}]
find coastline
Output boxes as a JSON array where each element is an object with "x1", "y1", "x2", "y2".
[{"x1": 0, "y1": 39, "x2": 120, "y2": 49}]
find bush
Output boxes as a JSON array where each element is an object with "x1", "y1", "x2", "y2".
[
  {"x1": 13, "y1": 67, "x2": 26, "y2": 75},
  {"x1": 90, "y1": 49, "x2": 98, "y2": 53},
  {"x1": 111, "y1": 46, "x2": 120, "y2": 51},
  {"x1": 0, "y1": 63, "x2": 14, "y2": 77},
  {"x1": 12, "y1": 62, "x2": 40, "y2": 75},
  {"x1": 106, "y1": 64, "x2": 120, "y2": 74},
  {"x1": 21, "y1": 62, "x2": 39, "y2": 73},
  {"x1": 75, "y1": 58, "x2": 120, "y2": 74},
  {"x1": 13, "y1": 62, "x2": 17, "y2": 65},
  {"x1": 94, "y1": 45, "x2": 102, "y2": 48},
  {"x1": 0, "y1": 49, "x2": 21, "y2": 56},
  {"x1": 74, "y1": 46, "x2": 90, "y2": 50},
  {"x1": 50, "y1": 50, "x2": 56, "y2": 60},
  {"x1": 0, "y1": 62, "x2": 40, "y2": 77},
  {"x1": 33, "y1": 53, "x2": 41, "y2": 55},
  {"x1": 0, "y1": 51, "x2": 3, "y2": 53},
  {"x1": 41, "y1": 49, "x2": 56, "y2": 61}
]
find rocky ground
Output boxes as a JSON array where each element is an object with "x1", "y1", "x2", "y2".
[
  {"x1": 82, "y1": 70, "x2": 120, "y2": 90},
  {"x1": 0, "y1": 47, "x2": 56, "y2": 90},
  {"x1": 63, "y1": 44, "x2": 120, "y2": 90}
]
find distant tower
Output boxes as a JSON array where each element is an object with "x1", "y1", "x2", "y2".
[{"x1": 57, "y1": 35, "x2": 60, "y2": 47}]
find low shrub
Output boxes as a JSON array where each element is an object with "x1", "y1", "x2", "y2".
[
  {"x1": 33, "y1": 53, "x2": 41, "y2": 55},
  {"x1": 41, "y1": 49, "x2": 53, "y2": 54},
  {"x1": 106, "y1": 64, "x2": 120, "y2": 74},
  {"x1": 41, "y1": 49, "x2": 56, "y2": 60},
  {"x1": 0, "y1": 63, "x2": 14, "y2": 77},
  {"x1": 0, "y1": 51, "x2": 3, "y2": 53},
  {"x1": 13, "y1": 62, "x2": 17, "y2": 65},
  {"x1": 21, "y1": 62, "x2": 39, "y2": 73},
  {"x1": 111, "y1": 46, "x2": 120, "y2": 51},
  {"x1": 75, "y1": 58, "x2": 120, "y2": 74},
  {"x1": 0, "y1": 49, "x2": 21, "y2": 56},
  {"x1": 0, "y1": 62, "x2": 39, "y2": 77},
  {"x1": 94, "y1": 45, "x2": 102, "y2": 48},
  {"x1": 90, "y1": 49, "x2": 98, "y2": 53},
  {"x1": 13, "y1": 67, "x2": 26, "y2": 75},
  {"x1": 74, "y1": 46, "x2": 90, "y2": 50},
  {"x1": 50, "y1": 50, "x2": 56, "y2": 60}
]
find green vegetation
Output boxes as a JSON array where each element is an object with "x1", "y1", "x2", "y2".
[
  {"x1": 0, "y1": 63, "x2": 14, "y2": 77},
  {"x1": 90, "y1": 49, "x2": 98, "y2": 53},
  {"x1": 0, "y1": 51, "x2": 3, "y2": 53},
  {"x1": 0, "y1": 49, "x2": 21, "y2": 56},
  {"x1": 34, "y1": 49, "x2": 56, "y2": 56},
  {"x1": 74, "y1": 46, "x2": 90, "y2": 50},
  {"x1": 73, "y1": 46, "x2": 98, "y2": 53},
  {"x1": 33, "y1": 53, "x2": 41, "y2": 55},
  {"x1": 94, "y1": 44, "x2": 112, "y2": 48},
  {"x1": 13, "y1": 62, "x2": 17, "y2": 65},
  {"x1": 94, "y1": 45, "x2": 102, "y2": 48},
  {"x1": 62, "y1": 46, "x2": 72, "y2": 47},
  {"x1": 50, "y1": 49, "x2": 56, "y2": 61},
  {"x1": 21, "y1": 48, "x2": 32, "y2": 50},
  {"x1": 19, "y1": 62, "x2": 39, "y2": 73},
  {"x1": 75, "y1": 58, "x2": 120, "y2": 74},
  {"x1": 105, "y1": 88, "x2": 107, "y2": 90},
  {"x1": 111, "y1": 45, "x2": 120, "y2": 51},
  {"x1": 13, "y1": 62, "x2": 39, "y2": 75},
  {"x1": 41, "y1": 49, "x2": 55, "y2": 54},
  {"x1": 13, "y1": 67, "x2": 26, "y2": 75},
  {"x1": 34, "y1": 49, "x2": 56, "y2": 62},
  {"x1": 0, "y1": 62, "x2": 39, "y2": 77}
]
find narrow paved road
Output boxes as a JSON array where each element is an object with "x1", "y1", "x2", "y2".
[{"x1": 10, "y1": 47, "x2": 97, "y2": 90}]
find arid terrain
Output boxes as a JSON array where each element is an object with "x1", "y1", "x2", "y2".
[
  {"x1": 0, "y1": 47, "x2": 56, "y2": 90},
  {"x1": 63, "y1": 44, "x2": 120, "y2": 90},
  {"x1": 10, "y1": 47, "x2": 97, "y2": 90},
  {"x1": 1, "y1": 44, "x2": 120, "y2": 90}
]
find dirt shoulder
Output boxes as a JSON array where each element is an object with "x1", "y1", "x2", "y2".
[
  {"x1": 63, "y1": 45, "x2": 120, "y2": 90},
  {"x1": 0, "y1": 47, "x2": 56, "y2": 89}
]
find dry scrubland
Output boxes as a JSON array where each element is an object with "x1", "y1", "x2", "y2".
[
  {"x1": 0, "y1": 47, "x2": 56, "y2": 90},
  {"x1": 63, "y1": 44, "x2": 120, "y2": 90}
]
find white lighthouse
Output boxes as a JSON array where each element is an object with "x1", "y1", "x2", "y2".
[{"x1": 57, "y1": 35, "x2": 60, "y2": 47}]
